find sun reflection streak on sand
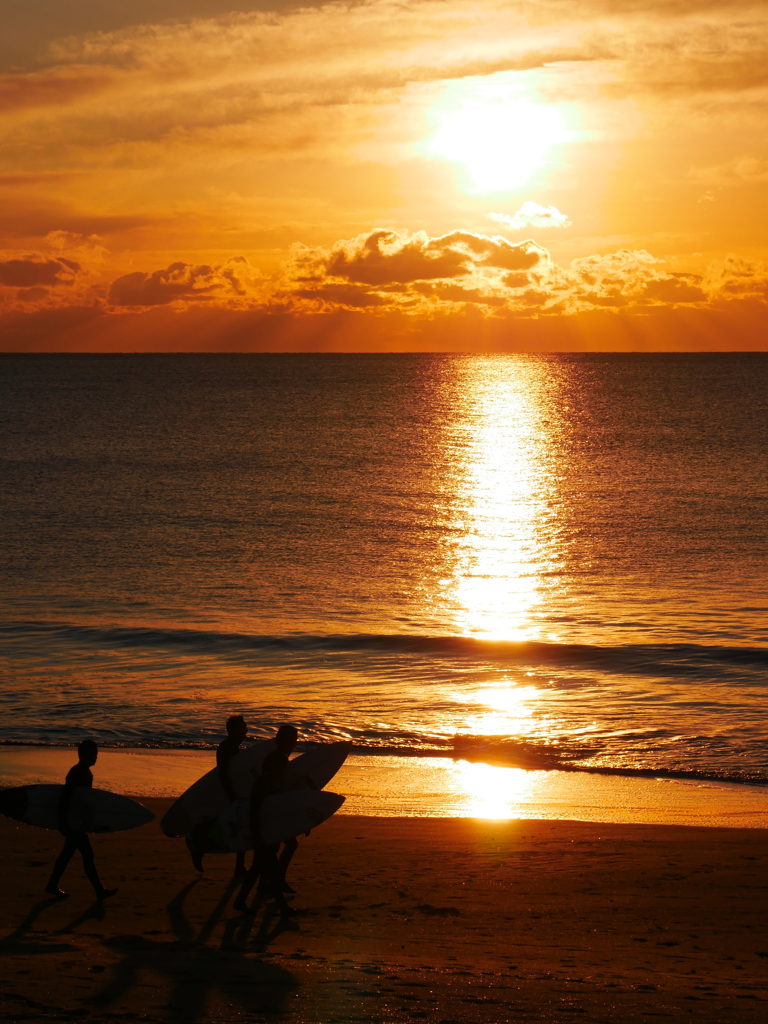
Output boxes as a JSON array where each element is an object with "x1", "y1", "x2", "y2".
[
  {"x1": 453, "y1": 760, "x2": 536, "y2": 818},
  {"x1": 443, "y1": 357, "x2": 560, "y2": 641}
]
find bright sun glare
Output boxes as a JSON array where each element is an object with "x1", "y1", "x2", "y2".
[{"x1": 428, "y1": 92, "x2": 571, "y2": 192}]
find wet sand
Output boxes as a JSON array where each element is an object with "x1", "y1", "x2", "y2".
[
  {"x1": 4, "y1": 745, "x2": 768, "y2": 826},
  {"x1": 2, "y1": 801, "x2": 767, "y2": 1023}
]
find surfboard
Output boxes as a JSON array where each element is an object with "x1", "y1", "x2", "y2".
[
  {"x1": 214, "y1": 790, "x2": 345, "y2": 850},
  {"x1": 0, "y1": 785, "x2": 154, "y2": 834},
  {"x1": 285, "y1": 741, "x2": 351, "y2": 792},
  {"x1": 160, "y1": 739, "x2": 350, "y2": 837},
  {"x1": 160, "y1": 739, "x2": 276, "y2": 837}
]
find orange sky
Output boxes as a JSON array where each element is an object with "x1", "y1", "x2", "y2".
[{"x1": 1, "y1": 0, "x2": 767, "y2": 351}]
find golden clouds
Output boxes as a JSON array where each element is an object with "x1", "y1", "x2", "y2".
[
  {"x1": 1, "y1": 0, "x2": 767, "y2": 348},
  {"x1": 282, "y1": 230, "x2": 717, "y2": 316},
  {"x1": 0, "y1": 256, "x2": 79, "y2": 288},
  {"x1": 5, "y1": 0, "x2": 765, "y2": 170},
  {"x1": 490, "y1": 204, "x2": 571, "y2": 231},
  {"x1": 6, "y1": 229, "x2": 761, "y2": 324},
  {"x1": 107, "y1": 257, "x2": 263, "y2": 307},
  {"x1": 0, "y1": 232, "x2": 106, "y2": 311}
]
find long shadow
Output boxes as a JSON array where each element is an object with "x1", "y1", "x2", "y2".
[
  {"x1": 166, "y1": 877, "x2": 201, "y2": 944},
  {"x1": 1, "y1": 897, "x2": 77, "y2": 954},
  {"x1": 56, "y1": 900, "x2": 106, "y2": 934},
  {"x1": 194, "y1": 877, "x2": 239, "y2": 947},
  {"x1": 90, "y1": 877, "x2": 298, "y2": 1023},
  {"x1": 220, "y1": 897, "x2": 299, "y2": 952}
]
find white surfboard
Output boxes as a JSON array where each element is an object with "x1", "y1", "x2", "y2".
[
  {"x1": 214, "y1": 790, "x2": 345, "y2": 850},
  {"x1": 285, "y1": 741, "x2": 351, "y2": 792},
  {"x1": 160, "y1": 739, "x2": 275, "y2": 837},
  {"x1": 0, "y1": 785, "x2": 154, "y2": 834},
  {"x1": 160, "y1": 739, "x2": 351, "y2": 837}
]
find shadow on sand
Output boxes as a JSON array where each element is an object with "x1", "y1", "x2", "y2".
[
  {"x1": 88, "y1": 878, "x2": 299, "y2": 1022},
  {"x1": 0, "y1": 895, "x2": 80, "y2": 955}
]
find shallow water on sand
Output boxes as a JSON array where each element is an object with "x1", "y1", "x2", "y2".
[{"x1": 2, "y1": 747, "x2": 768, "y2": 828}]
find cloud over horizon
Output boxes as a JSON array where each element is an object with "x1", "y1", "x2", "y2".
[{"x1": 6, "y1": 228, "x2": 765, "y2": 327}]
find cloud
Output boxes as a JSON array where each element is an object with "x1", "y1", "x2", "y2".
[
  {"x1": 3, "y1": 0, "x2": 765, "y2": 171},
  {"x1": 0, "y1": 235, "x2": 106, "y2": 311},
  {"x1": 107, "y1": 257, "x2": 262, "y2": 308},
  {"x1": 297, "y1": 229, "x2": 545, "y2": 286},
  {"x1": 277, "y1": 229, "x2": 726, "y2": 317},
  {"x1": 11, "y1": 228, "x2": 765, "y2": 321},
  {"x1": 0, "y1": 256, "x2": 80, "y2": 287},
  {"x1": 0, "y1": 67, "x2": 115, "y2": 113},
  {"x1": 284, "y1": 229, "x2": 549, "y2": 313},
  {"x1": 490, "y1": 202, "x2": 572, "y2": 231},
  {"x1": 0, "y1": 202, "x2": 160, "y2": 241},
  {"x1": 705, "y1": 255, "x2": 768, "y2": 299}
]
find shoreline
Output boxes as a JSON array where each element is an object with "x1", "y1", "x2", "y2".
[
  {"x1": 5, "y1": 738, "x2": 767, "y2": 787},
  {"x1": 3, "y1": 744, "x2": 768, "y2": 829}
]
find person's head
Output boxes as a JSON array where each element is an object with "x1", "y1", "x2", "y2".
[
  {"x1": 226, "y1": 715, "x2": 247, "y2": 742},
  {"x1": 78, "y1": 739, "x2": 98, "y2": 766},
  {"x1": 275, "y1": 724, "x2": 298, "y2": 756}
]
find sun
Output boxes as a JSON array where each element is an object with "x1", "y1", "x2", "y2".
[{"x1": 426, "y1": 88, "x2": 572, "y2": 193}]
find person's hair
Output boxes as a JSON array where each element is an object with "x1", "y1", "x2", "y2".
[
  {"x1": 226, "y1": 715, "x2": 246, "y2": 737},
  {"x1": 78, "y1": 739, "x2": 98, "y2": 757},
  {"x1": 276, "y1": 725, "x2": 298, "y2": 745}
]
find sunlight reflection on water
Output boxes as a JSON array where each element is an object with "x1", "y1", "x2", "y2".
[
  {"x1": 5, "y1": 748, "x2": 768, "y2": 828},
  {"x1": 441, "y1": 357, "x2": 560, "y2": 641}
]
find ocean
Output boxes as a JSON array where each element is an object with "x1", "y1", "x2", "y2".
[{"x1": 1, "y1": 353, "x2": 766, "y2": 786}]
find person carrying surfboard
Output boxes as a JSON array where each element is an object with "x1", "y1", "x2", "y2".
[
  {"x1": 217, "y1": 715, "x2": 250, "y2": 878},
  {"x1": 186, "y1": 714, "x2": 249, "y2": 875},
  {"x1": 233, "y1": 724, "x2": 300, "y2": 916},
  {"x1": 45, "y1": 740, "x2": 118, "y2": 901}
]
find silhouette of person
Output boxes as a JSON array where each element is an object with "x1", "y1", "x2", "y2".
[
  {"x1": 272, "y1": 726, "x2": 317, "y2": 894},
  {"x1": 46, "y1": 740, "x2": 118, "y2": 901},
  {"x1": 233, "y1": 725, "x2": 299, "y2": 916},
  {"x1": 186, "y1": 715, "x2": 249, "y2": 875}
]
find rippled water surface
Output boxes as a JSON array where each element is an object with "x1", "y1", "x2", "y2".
[{"x1": 1, "y1": 354, "x2": 766, "y2": 782}]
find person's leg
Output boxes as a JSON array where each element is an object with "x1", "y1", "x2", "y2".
[
  {"x1": 260, "y1": 844, "x2": 295, "y2": 916},
  {"x1": 234, "y1": 850, "x2": 246, "y2": 878},
  {"x1": 233, "y1": 863, "x2": 260, "y2": 912},
  {"x1": 278, "y1": 837, "x2": 298, "y2": 893},
  {"x1": 46, "y1": 835, "x2": 77, "y2": 895},
  {"x1": 185, "y1": 821, "x2": 211, "y2": 871},
  {"x1": 76, "y1": 834, "x2": 117, "y2": 901}
]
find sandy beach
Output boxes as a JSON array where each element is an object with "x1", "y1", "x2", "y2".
[{"x1": 2, "y1": 801, "x2": 767, "y2": 1023}]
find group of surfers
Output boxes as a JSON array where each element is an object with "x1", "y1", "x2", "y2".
[{"x1": 44, "y1": 716, "x2": 307, "y2": 918}]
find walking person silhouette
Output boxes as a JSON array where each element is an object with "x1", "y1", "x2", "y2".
[
  {"x1": 233, "y1": 725, "x2": 300, "y2": 916},
  {"x1": 46, "y1": 740, "x2": 118, "y2": 901},
  {"x1": 186, "y1": 715, "x2": 249, "y2": 876}
]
